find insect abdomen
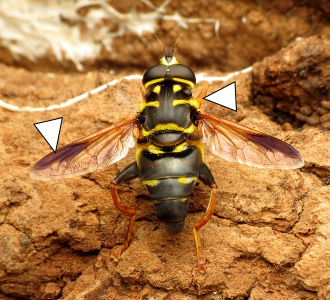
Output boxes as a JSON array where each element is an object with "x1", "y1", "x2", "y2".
[{"x1": 137, "y1": 145, "x2": 203, "y2": 234}]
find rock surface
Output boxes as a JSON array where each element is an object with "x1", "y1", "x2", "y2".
[
  {"x1": 0, "y1": 0, "x2": 330, "y2": 72},
  {"x1": 0, "y1": 2, "x2": 330, "y2": 299},
  {"x1": 253, "y1": 36, "x2": 330, "y2": 129}
]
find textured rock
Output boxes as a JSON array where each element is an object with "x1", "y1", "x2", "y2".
[
  {"x1": 293, "y1": 187, "x2": 330, "y2": 300},
  {"x1": 0, "y1": 3, "x2": 330, "y2": 298},
  {"x1": 1, "y1": 56, "x2": 328, "y2": 299},
  {"x1": 0, "y1": 0, "x2": 330, "y2": 72},
  {"x1": 252, "y1": 36, "x2": 330, "y2": 129}
]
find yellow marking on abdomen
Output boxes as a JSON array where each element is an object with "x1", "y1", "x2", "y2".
[
  {"x1": 154, "y1": 198, "x2": 188, "y2": 204},
  {"x1": 172, "y1": 142, "x2": 188, "y2": 152},
  {"x1": 177, "y1": 177, "x2": 197, "y2": 184},
  {"x1": 136, "y1": 147, "x2": 143, "y2": 168},
  {"x1": 146, "y1": 142, "x2": 189, "y2": 154},
  {"x1": 147, "y1": 144, "x2": 165, "y2": 154},
  {"x1": 172, "y1": 98, "x2": 199, "y2": 109},
  {"x1": 139, "y1": 101, "x2": 160, "y2": 112},
  {"x1": 142, "y1": 123, "x2": 195, "y2": 136},
  {"x1": 143, "y1": 180, "x2": 161, "y2": 186}
]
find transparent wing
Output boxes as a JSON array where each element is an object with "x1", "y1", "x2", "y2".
[
  {"x1": 200, "y1": 113, "x2": 304, "y2": 169},
  {"x1": 31, "y1": 118, "x2": 138, "y2": 181}
]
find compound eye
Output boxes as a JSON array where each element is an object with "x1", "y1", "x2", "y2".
[
  {"x1": 143, "y1": 65, "x2": 168, "y2": 85},
  {"x1": 169, "y1": 65, "x2": 196, "y2": 84},
  {"x1": 143, "y1": 64, "x2": 196, "y2": 86}
]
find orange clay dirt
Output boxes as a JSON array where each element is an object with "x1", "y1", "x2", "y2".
[{"x1": 0, "y1": 1, "x2": 330, "y2": 300}]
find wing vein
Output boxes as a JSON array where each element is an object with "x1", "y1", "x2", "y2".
[
  {"x1": 31, "y1": 118, "x2": 138, "y2": 181},
  {"x1": 200, "y1": 113, "x2": 304, "y2": 169}
]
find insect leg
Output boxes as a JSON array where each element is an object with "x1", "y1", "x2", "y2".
[
  {"x1": 110, "y1": 162, "x2": 139, "y2": 253},
  {"x1": 140, "y1": 86, "x2": 146, "y2": 100},
  {"x1": 194, "y1": 163, "x2": 217, "y2": 267},
  {"x1": 196, "y1": 84, "x2": 209, "y2": 108}
]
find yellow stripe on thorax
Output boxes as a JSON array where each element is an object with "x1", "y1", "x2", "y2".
[
  {"x1": 144, "y1": 78, "x2": 194, "y2": 90},
  {"x1": 172, "y1": 98, "x2": 199, "y2": 109},
  {"x1": 173, "y1": 84, "x2": 182, "y2": 93},
  {"x1": 144, "y1": 78, "x2": 165, "y2": 90},
  {"x1": 142, "y1": 123, "x2": 195, "y2": 137},
  {"x1": 139, "y1": 101, "x2": 160, "y2": 112},
  {"x1": 153, "y1": 85, "x2": 161, "y2": 93},
  {"x1": 171, "y1": 78, "x2": 194, "y2": 89}
]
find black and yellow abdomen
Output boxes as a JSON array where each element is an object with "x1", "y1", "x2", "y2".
[{"x1": 137, "y1": 143, "x2": 203, "y2": 234}]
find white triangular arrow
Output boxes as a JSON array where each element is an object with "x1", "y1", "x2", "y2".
[
  {"x1": 203, "y1": 82, "x2": 237, "y2": 111},
  {"x1": 34, "y1": 117, "x2": 63, "y2": 152}
]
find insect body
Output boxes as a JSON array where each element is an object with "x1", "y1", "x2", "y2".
[{"x1": 31, "y1": 45, "x2": 304, "y2": 266}]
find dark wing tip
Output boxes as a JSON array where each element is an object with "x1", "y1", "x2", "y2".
[
  {"x1": 248, "y1": 133, "x2": 304, "y2": 169},
  {"x1": 30, "y1": 142, "x2": 89, "y2": 180}
]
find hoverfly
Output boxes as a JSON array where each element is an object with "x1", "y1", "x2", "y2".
[{"x1": 30, "y1": 42, "x2": 304, "y2": 268}]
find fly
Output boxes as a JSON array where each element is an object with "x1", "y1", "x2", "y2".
[{"x1": 30, "y1": 40, "x2": 304, "y2": 268}]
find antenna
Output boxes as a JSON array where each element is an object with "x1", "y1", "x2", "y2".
[
  {"x1": 171, "y1": 34, "x2": 182, "y2": 50},
  {"x1": 154, "y1": 34, "x2": 165, "y2": 51},
  {"x1": 154, "y1": 34, "x2": 182, "y2": 63}
]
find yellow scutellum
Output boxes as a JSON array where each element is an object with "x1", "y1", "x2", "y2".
[{"x1": 142, "y1": 123, "x2": 195, "y2": 137}]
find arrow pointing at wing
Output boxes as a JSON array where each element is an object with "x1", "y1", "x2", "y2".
[
  {"x1": 203, "y1": 81, "x2": 237, "y2": 112},
  {"x1": 34, "y1": 117, "x2": 63, "y2": 153}
]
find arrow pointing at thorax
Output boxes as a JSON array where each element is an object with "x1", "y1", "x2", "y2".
[
  {"x1": 34, "y1": 117, "x2": 63, "y2": 152},
  {"x1": 203, "y1": 81, "x2": 237, "y2": 112}
]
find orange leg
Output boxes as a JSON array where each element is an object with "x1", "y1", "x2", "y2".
[
  {"x1": 193, "y1": 184, "x2": 217, "y2": 268},
  {"x1": 110, "y1": 182, "x2": 136, "y2": 250},
  {"x1": 196, "y1": 84, "x2": 209, "y2": 108},
  {"x1": 109, "y1": 162, "x2": 139, "y2": 259},
  {"x1": 140, "y1": 86, "x2": 146, "y2": 100}
]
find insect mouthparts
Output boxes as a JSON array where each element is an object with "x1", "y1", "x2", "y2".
[{"x1": 164, "y1": 47, "x2": 175, "y2": 63}]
